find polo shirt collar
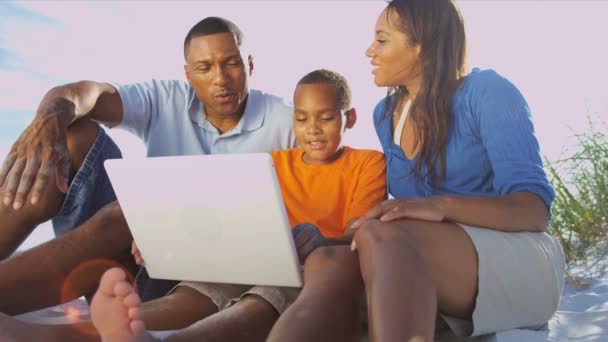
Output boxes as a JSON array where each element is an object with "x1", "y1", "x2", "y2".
[{"x1": 188, "y1": 88, "x2": 265, "y2": 134}]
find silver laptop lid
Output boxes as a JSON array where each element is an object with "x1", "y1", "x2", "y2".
[{"x1": 104, "y1": 153, "x2": 302, "y2": 287}]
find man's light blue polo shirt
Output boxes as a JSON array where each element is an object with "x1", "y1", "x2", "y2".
[{"x1": 113, "y1": 79, "x2": 296, "y2": 156}]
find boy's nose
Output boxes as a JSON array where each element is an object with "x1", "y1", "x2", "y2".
[{"x1": 306, "y1": 126, "x2": 321, "y2": 135}]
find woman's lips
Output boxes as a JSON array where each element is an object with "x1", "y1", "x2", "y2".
[{"x1": 371, "y1": 64, "x2": 379, "y2": 74}]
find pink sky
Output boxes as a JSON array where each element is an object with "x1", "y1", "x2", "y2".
[{"x1": 1, "y1": 0, "x2": 607, "y2": 161}]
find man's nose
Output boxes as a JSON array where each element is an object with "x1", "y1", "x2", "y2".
[{"x1": 212, "y1": 66, "x2": 229, "y2": 86}]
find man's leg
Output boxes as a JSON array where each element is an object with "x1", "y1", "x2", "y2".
[
  {"x1": 0, "y1": 120, "x2": 137, "y2": 315},
  {"x1": 267, "y1": 246, "x2": 364, "y2": 342},
  {"x1": 0, "y1": 276, "x2": 233, "y2": 341},
  {"x1": 0, "y1": 119, "x2": 99, "y2": 260},
  {"x1": 0, "y1": 312, "x2": 101, "y2": 342},
  {"x1": 0, "y1": 201, "x2": 135, "y2": 315}
]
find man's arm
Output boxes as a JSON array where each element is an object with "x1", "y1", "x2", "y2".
[
  {"x1": 0, "y1": 81, "x2": 123, "y2": 209},
  {"x1": 39, "y1": 81, "x2": 123, "y2": 127}
]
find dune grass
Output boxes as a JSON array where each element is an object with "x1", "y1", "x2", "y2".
[{"x1": 545, "y1": 118, "x2": 607, "y2": 277}]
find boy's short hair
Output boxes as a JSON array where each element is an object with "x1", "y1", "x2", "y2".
[
  {"x1": 296, "y1": 69, "x2": 352, "y2": 111},
  {"x1": 184, "y1": 17, "x2": 243, "y2": 59}
]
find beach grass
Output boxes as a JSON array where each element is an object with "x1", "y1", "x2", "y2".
[{"x1": 545, "y1": 116, "x2": 608, "y2": 277}]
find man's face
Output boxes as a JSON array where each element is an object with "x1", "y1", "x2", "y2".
[
  {"x1": 294, "y1": 83, "x2": 353, "y2": 165},
  {"x1": 184, "y1": 33, "x2": 249, "y2": 119}
]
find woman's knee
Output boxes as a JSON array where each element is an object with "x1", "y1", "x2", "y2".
[
  {"x1": 354, "y1": 219, "x2": 417, "y2": 252},
  {"x1": 353, "y1": 220, "x2": 430, "y2": 272}
]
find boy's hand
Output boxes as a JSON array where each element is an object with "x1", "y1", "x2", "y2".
[
  {"x1": 131, "y1": 240, "x2": 145, "y2": 266},
  {"x1": 292, "y1": 223, "x2": 330, "y2": 264}
]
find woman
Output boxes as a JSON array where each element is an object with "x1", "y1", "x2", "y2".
[{"x1": 268, "y1": 0, "x2": 565, "y2": 341}]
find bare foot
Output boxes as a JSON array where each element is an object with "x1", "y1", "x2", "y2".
[{"x1": 91, "y1": 268, "x2": 154, "y2": 342}]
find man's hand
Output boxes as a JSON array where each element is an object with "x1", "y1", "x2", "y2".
[
  {"x1": 292, "y1": 223, "x2": 331, "y2": 264},
  {"x1": 131, "y1": 240, "x2": 145, "y2": 266},
  {"x1": 0, "y1": 113, "x2": 70, "y2": 210}
]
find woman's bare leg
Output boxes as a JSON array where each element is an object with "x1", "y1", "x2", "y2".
[{"x1": 354, "y1": 219, "x2": 478, "y2": 341}]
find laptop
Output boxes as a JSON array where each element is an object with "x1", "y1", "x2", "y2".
[{"x1": 104, "y1": 153, "x2": 303, "y2": 287}]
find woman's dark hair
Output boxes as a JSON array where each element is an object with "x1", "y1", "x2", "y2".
[{"x1": 384, "y1": 0, "x2": 467, "y2": 187}]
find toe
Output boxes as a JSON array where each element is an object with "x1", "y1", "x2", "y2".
[
  {"x1": 113, "y1": 280, "x2": 134, "y2": 298},
  {"x1": 123, "y1": 292, "x2": 141, "y2": 308},
  {"x1": 129, "y1": 320, "x2": 146, "y2": 336},
  {"x1": 99, "y1": 268, "x2": 127, "y2": 296},
  {"x1": 128, "y1": 307, "x2": 143, "y2": 321}
]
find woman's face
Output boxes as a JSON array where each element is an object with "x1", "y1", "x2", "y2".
[{"x1": 366, "y1": 8, "x2": 422, "y2": 88}]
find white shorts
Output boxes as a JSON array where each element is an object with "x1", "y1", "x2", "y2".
[{"x1": 440, "y1": 224, "x2": 566, "y2": 337}]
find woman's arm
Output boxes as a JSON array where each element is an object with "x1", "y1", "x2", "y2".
[
  {"x1": 433, "y1": 191, "x2": 549, "y2": 232},
  {"x1": 352, "y1": 191, "x2": 549, "y2": 233}
]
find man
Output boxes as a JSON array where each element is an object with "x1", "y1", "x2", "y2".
[{"x1": 0, "y1": 17, "x2": 294, "y2": 341}]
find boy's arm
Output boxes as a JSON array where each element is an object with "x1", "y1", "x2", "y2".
[{"x1": 293, "y1": 152, "x2": 387, "y2": 261}]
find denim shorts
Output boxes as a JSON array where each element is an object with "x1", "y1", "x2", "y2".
[
  {"x1": 51, "y1": 128, "x2": 122, "y2": 236},
  {"x1": 50, "y1": 128, "x2": 177, "y2": 301}
]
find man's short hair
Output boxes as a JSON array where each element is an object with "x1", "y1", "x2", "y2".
[
  {"x1": 296, "y1": 69, "x2": 352, "y2": 112},
  {"x1": 183, "y1": 17, "x2": 243, "y2": 59}
]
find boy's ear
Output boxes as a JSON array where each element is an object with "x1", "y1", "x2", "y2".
[
  {"x1": 247, "y1": 54, "x2": 254, "y2": 77},
  {"x1": 344, "y1": 108, "x2": 357, "y2": 130}
]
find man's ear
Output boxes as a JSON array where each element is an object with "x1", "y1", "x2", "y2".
[
  {"x1": 184, "y1": 64, "x2": 192, "y2": 84},
  {"x1": 344, "y1": 108, "x2": 357, "y2": 130},
  {"x1": 247, "y1": 55, "x2": 254, "y2": 77}
]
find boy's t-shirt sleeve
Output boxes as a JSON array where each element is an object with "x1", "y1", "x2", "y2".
[{"x1": 345, "y1": 151, "x2": 387, "y2": 224}]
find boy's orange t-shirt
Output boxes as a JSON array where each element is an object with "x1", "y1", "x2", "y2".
[{"x1": 271, "y1": 146, "x2": 387, "y2": 238}]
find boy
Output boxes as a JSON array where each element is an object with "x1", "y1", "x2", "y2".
[{"x1": 90, "y1": 69, "x2": 387, "y2": 341}]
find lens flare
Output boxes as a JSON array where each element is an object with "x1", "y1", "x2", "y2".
[
  {"x1": 64, "y1": 305, "x2": 81, "y2": 321},
  {"x1": 58, "y1": 258, "x2": 137, "y2": 336}
]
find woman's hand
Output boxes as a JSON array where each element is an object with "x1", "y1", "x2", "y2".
[
  {"x1": 351, "y1": 198, "x2": 446, "y2": 228},
  {"x1": 349, "y1": 198, "x2": 446, "y2": 251}
]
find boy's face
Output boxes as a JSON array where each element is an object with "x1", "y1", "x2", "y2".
[{"x1": 293, "y1": 83, "x2": 354, "y2": 165}]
